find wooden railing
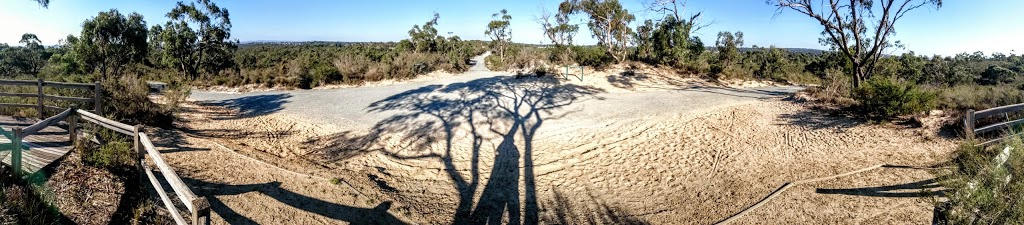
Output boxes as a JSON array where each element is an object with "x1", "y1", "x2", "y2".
[
  {"x1": 0, "y1": 79, "x2": 102, "y2": 118},
  {"x1": 73, "y1": 109, "x2": 210, "y2": 225},
  {"x1": 965, "y1": 103, "x2": 1024, "y2": 146},
  {"x1": 0, "y1": 80, "x2": 208, "y2": 225}
]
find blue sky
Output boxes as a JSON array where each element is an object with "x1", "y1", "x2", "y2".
[{"x1": 1, "y1": 0, "x2": 1021, "y2": 56}]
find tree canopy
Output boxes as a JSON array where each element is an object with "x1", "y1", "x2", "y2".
[
  {"x1": 65, "y1": 9, "x2": 149, "y2": 80},
  {"x1": 485, "y1": 9, "x2": 512, "y2": 61},
  {"x1": 561, "y1": 0, "x2": 635, "y2": 62},
  {"x1": 772, "y1": 0, "x2": 942, "y2": 88},
  {"x1": 150, "y1": 0, "x2": 237, "y2": 80}
]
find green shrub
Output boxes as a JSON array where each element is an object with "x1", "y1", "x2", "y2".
[
  {"x1": 102, "y1": 76, "x2": 174, "y2": 127},
  {"x1": 932, "y1": 84, "x2": 1024, "y2": 111},
  {"x1": 979, "y1": 65, "x2": 1019, "y2": 85},
  {"x1": 572, "y1": 46, "x2": 614, "y2": 69},
  {"x1": 853, "y1": 77, "x2": 936, "y2": 120},
  {"x1": 938, "y1": 139, "x2": 1024, "y2": 224},
  {"x1": 81, "y1": 130, "x2": 135, "y2": 171}
]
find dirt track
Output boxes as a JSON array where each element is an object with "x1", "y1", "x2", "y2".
[{"x1": 168, "y1": 60, "x2": 958, "y2": 224}]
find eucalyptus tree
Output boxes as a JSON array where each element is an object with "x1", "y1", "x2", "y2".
[
  {"x1": 16, "y1": 33, "x2": 46, "y2": 76},
  {"x1": 408, "y1": 13, "x2": 443, "y2": 53},
  {"x1": 539, "y1": 2, "x2": 578, "y2": 63},
  {"x1": 561, "y1": 0, "x2": 635, "y2": 62},
  {"x1": 716, "y1": 31, "x2": 744, "y2": 68},
  {"x1": 151, "y1": 0, "x2": 237, "y2": 80},
  {"x1": 771, "y1": 0, "x2": 942, "y2": 88},
  {"x1": 485, "y1": 9, "x2": 512, "y2": 62},
  {"x1": 67, "y1": 9, "x2": 149, "y2": 80}
]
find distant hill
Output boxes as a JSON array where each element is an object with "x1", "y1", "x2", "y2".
[
  {"x1": 239, "y1": 41, "x2": 388, "y2": 46},
  {"x1": 737, "y1": 47, "x2": 827, "y2": 55},
  {"x1": 239, "y1": 41, "x2": 830, "y2": 55}
]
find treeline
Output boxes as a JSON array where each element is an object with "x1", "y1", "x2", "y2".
[
  {"x1": 0, "y1": 5, "x2": 488, "y2": 91},
  {"x1": 226, "y1": 40, "x2": 487, "y2": 89}
]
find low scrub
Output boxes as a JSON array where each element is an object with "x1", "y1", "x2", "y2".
[
  {"x1": 932, "y1": 84, "x2": 1024, "y2": 111},
  {"x1": 853, "y1": 77, "x2": 936, "y2": 120},
  {"x1": 938, "y1": 139, "x2": 1024, "y2": 224}
]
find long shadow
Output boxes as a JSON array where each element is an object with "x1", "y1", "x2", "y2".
[
  {"x1": 815, "y1": 178, "x2": 945, "y2": 198},
  {"x1": 310, "y1": 75, "x2": 603, "y2": 224},
  {"x1": 195, "y1": 93, "x2": 292, "y2": 119},
  {"x1": 777, "y1": 107, "x2": 865, "y2": 130},
  {"x1": 540, "y1": 189, "x2": 651, "y2": 225},
  {"x1": 178, "y1": 176, "x2": 406, "y2": 224},
  {"x1": 606, "y1": 74, "x2": 795, "y2": 100}
]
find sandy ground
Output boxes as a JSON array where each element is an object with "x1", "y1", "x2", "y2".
[{"x1": 167, "y1": 55, "x2": 960, "y2": 224}]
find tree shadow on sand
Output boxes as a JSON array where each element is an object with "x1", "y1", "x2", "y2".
[
  {"x1": 177, "y1": 176, "x2": 407, "y2": 225},
  {"x1": 308, "y1": 75, "x2": 608, "y2": 224},
  {"x1": 606, "y1": 74, "x2": 794, "y2": 99},
  {"x1": 815, "y1": 178, "x2": 945, "y2": 198},
  {"x1": 194, "y1": 93, "x2": 292, "y2": 119}
]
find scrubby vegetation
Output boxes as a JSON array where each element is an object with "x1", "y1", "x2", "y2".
[{"x1": 937, "y1": 139, "x2": 1024, "y2": 224}]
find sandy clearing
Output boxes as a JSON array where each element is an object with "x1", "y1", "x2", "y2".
[
  {"x1": 173, "y1": 89, "x2": 956, "y2": 224},
  {"x1": 171, "y1": 54, "x2": 958, "y2": 224}
]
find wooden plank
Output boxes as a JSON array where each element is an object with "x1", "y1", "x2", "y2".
[
  {"x1": 77, "y1": 115, "x2": 132, "y2": 135},
  {"x1": 0, "y1": 80, "x2": 40, "y2": 86},
  {"x1": 76, "y1": 109, "x2": 134, "y2": 135},
  {"x1": 21, "y1": 108, "x2": 71, "y2": 137},
  {"x1": 142, "y1": 159, "x2": 189, "y2": 225},
  {"x1": 42, "y1": 81, "x2": 95, "y2": 90},
  {"x1": 140, "y1": 133, "x2": 199, "y2": 212},
  {"x1": 44, "y1": 95, "x2": 93, "y2": 103},
  {"x1": 975, "y1": 117, "x2": 1024, "y2": 136},
  {"x1": 0, "y1": 103, "x2": 37, "y2": 109},
  {"x1": 975, "y1": 103, "x2": 1024, "y2": 119},
  {"x1": 0, "y1": 92, "x2": 39, "y2": 98}
]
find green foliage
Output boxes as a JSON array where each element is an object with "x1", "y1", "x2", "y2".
[
  {"x1": 932, "y1": 84, "x2": 1024, "y2": 111},
  {"x1": 715, "y1": 31, "x2": 743, "y2": 69},
  {"x1": 738, "y1": 46, "x2": 817, "y2": 83},
  {"x1": 572, "y1": 45, "x2": 614, "y2": 69},
  {"x1": 853, "y1": 77, "x2": 936, "y2": 120},
  {"x1": 540, "y1": 3, "x2": 578, "y2": 64},
  {"x1": 980, "y1": 65, "x2": 1019, "y2": 85},
  {"x1": 407, "y1": 13, "x2": 445, "y2": 53},
  {"x1": 224, "y1": 40, "x2": 486, "y2": 89},
  {"x1": 485, "y1": 9, "x2": 512, "y2": 61},
  {"x1": 150, "y1": 0, "x2": 237, "y2": 80},
  {"x1": 101, "y1": 75, "x2": 174, "y2": 126},
  {"x1": 561, "y1": 0, "x2": 634, "y2": 62},
  {"x1": 82, "y1": 132, "x2": 135, "y2": 170},
  {"x1": 938, "y1": 139, "x2": 1024, "y2": 224},
  {"x1": 70, "y1": 9, "x2": 150, "y2": 80},
  {"x1": 633, "y1": 15, "x2": 705, "y2": 68}
]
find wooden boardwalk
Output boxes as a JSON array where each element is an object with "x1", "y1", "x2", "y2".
[{"x1": 0, "y1": 115, "x2": 73, "y2": 173}]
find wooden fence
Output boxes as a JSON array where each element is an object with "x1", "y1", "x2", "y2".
[
  {"x1": 965, "y1": 103, "x2": 1024, "y2": 146},
  {"x1": 0, "y1": 79, "x2": 208, "y2": 225},
  {"x1": 0, "y1": 79, "x2": 101, "y2": 118}
]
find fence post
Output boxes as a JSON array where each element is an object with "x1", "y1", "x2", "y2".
[
  {"x1": 93, "y1": 82, "x2": 102, "y2": 116},
  {"x1": 965, "y1": 109, "x2": 976, "y2": 139},
  {"x1": 191, "y1": 197, "x2": 211, "y2": 225},
  {"x1": 36, "y1": 79, "x2": 44, "y2": 119},
  {"x1": 133, "y1": 125, "x2": 143, "y2": 160},
  {"x1": 69, "y1": 108, "x2": 78, "y2": 145},
  {"x1": 12, "y1": 128, "x2": 22, "y2": 175}
]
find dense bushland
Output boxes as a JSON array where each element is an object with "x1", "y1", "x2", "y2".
[{"x1": 222, "y1": 41, "x2": 486, "y2": 89}]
